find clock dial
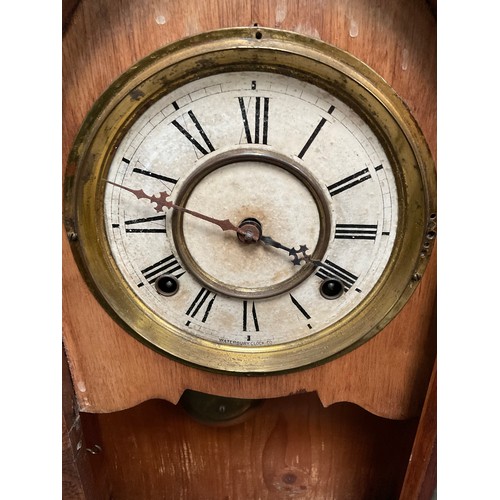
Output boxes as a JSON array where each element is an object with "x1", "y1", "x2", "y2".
[
  {"x1": 104, "y1": 71, "x2": 397, "y2": 347},
  {"x1": 65, "y1": 28, "x2": 436, "y2": 373}
]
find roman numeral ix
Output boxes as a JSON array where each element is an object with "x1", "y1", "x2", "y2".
[{"x1": 124, "y1": 214, "x2": 166, "y2": 233}]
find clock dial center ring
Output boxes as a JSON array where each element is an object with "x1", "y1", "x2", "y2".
[{"x1": 171, "y1": 149, "x2": 332, "y2": 299}]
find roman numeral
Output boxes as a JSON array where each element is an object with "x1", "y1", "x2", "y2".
[
  {"x1": 238, "y1": 96, "x2": 269, "y2": 144},
  {"x1": 185, "y1": 288, "x2": 217, "y2": 326},
  {"x1": 137, "y1": 255, "x2": 185, "y2": 287},
  {"x1": 172, "y1": 110, "x2": 215, "y2": 156},
  {"x1": 124, "y1": 214, "x2": 166, "y2": 233},
  {"x1": 289, "y1": 294, "x2": 312, "y2": 330},
  {"x1": 132, "y1": 168, "x2": 178, "y2": 185},
  {"x1": 334, "y1": 223, "x2": 377, "y2": 240},
  {"x1": 327, "y1": 165, "x2": 383, "y2": 196},
  {"x1": 298, "y1": 105, "x2": 335, "y2": 159},
  {"x1": 315, "y1": 259, "x2": 358, "y2": 292},
  {"x1": 242, "y1": 301, "x2": 260, "y2": 332}
]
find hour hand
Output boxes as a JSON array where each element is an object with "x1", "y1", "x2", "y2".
[{"x1": 259, "y1": 234, "x2": 311, "y2": 266}]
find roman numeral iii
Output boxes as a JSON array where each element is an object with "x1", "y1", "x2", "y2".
[{"x1": 334, "y1": 224, "x2": 377, "y2": 240}]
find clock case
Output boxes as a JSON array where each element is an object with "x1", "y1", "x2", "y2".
[{"x1": 64, "y1": 27, "x2": 436, "y2": 374}]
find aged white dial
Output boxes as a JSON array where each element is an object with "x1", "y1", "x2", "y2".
[
  {"x1": 66, "y1": 27, "x2": 435, "y2": 373},
  {"x1": 103, "y1": 71, "x2": 398, "y2": 347}
]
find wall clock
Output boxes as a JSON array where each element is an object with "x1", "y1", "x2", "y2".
[{"x1": 64, "y1": 26, "x2": 436, "y2": 374}]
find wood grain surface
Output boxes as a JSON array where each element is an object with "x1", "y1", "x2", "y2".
[
  {"x1": 63, "y1": 0, "x2": 436, "y2": 418},
  {"x1": 79, "y1": 394, "x2": 418, "y2": 499}
]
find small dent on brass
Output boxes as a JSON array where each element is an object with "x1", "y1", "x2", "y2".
[
  {"x1": 420, "y1": 214, "x2": 437, "y2": 258},
  {"x1": 427, "y1": 214, "x2": 437, "y2": 239},
  {"x1": 129, "y1": 89, "x2": 145, "y2": 101}
]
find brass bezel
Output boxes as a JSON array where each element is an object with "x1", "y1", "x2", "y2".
[{"x1": 64, "y1": 27, "x2": 436, "y2": 374}]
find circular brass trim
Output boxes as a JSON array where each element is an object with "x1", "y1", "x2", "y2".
[
  {"x1": 171, "y1": 148, "x2": 331, "y2": 299},
  {"x1": 64, "y1": 27, "x2": 436, "y2": 374}
]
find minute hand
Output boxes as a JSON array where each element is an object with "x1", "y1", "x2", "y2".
[{"x1": 106, "y1": 181, "x2": 246, "y2": 236}]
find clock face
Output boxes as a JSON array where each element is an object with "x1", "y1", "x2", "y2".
[
  {"x1": 65, "y1": 28, "x2": 435, "y2": 373},
  {"x1": 103, "y1": 71, "x2": 398, "y2": 347}
]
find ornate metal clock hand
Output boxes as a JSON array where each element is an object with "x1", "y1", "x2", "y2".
[
  {"x1": 259, "y1": 235, "x2": 311, "y2": 266},
  {"x1": 107, "y1": 181, "x2": 316, "y2": 266},
  {"x1": 259, "y1": 236, "x2": 330, "y2": 270},
  {"x1": 258, "y1": 226, "x2": 335, "y2": 271},
  {"x1": 106, "y1": 181, "x2": 248, "y2": 237}
]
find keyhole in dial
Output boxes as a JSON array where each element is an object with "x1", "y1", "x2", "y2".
[
  {"x1": 155, "y1": 274, "x2": 180, "y2": 296},
  {"x1": 320, "y1": 278, "x2": 344, "y2": 299}
]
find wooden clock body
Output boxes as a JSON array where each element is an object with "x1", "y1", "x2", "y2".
[{"x1": 62, "y1": 0, "x2": 436, "y2": 498}]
